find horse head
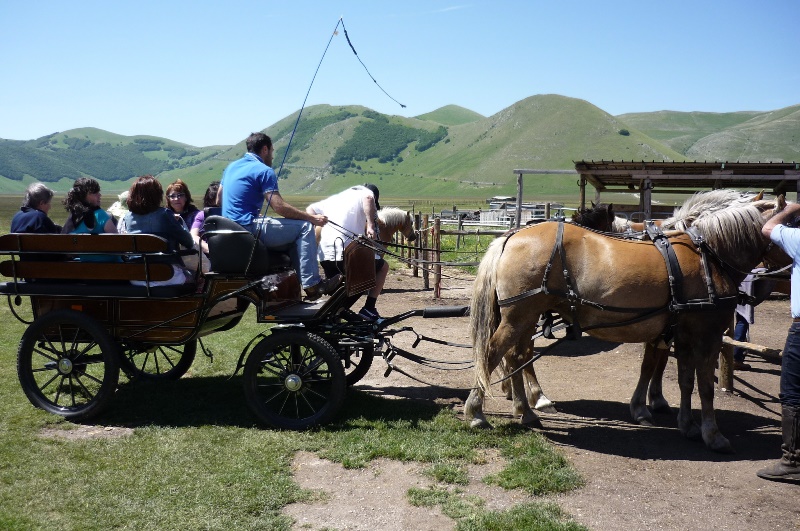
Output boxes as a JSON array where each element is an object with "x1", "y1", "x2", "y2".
[
  {"x1": 377, "y1": 208, "x2": 417, "y2": 242},
  {"x1": 572, "y1": 203, "x2": 615, "y2": 232}
]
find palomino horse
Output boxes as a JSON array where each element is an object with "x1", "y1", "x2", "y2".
[
  {"x1": 522, "y1": 191, "x2": 770, "y2": 424},
  {"x1": 376, "y1": 207, "x2": 417, "y2": 249},
  {"x1": 465, "y1": 195, "x2": 786, "y2": 452}
]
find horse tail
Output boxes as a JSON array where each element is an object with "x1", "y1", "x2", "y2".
[{"x1": 470, "y1": 235, "x2": 506, "y2": 393}]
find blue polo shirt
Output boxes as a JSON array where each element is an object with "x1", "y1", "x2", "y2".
[{"x1": 220, "y1": 152, "x2": 279, "y2": 226}]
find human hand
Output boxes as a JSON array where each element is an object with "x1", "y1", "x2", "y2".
[{"x1": 310, "y1": 214, "x2": 328, "y2": 226}]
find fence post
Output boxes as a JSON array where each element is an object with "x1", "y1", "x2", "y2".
[
  {"x1": 545, "y1": 202, "x2": 551, "y2": 219},
  {"x1": 422, "y1": 214, "x2": 429, "y2": 290},
  {"x1": 434, "y1": 217, "x2": 441, "y2": 298},
  {"x1": 413, "y1": 213, "x2": 420, "y2": 277},
  {"x1": 456, "y1": 216, "x2": 463, "y2": 249}
]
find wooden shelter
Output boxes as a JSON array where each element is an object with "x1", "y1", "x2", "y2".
[{"x1": 574, "y1": 161, "x2": 800, "y2": 218}]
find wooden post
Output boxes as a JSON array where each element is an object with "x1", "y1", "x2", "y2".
[
  {"x1": 515, "y1": 172, "x2": 523, "y2": 228},
  {"x1": 434, "y1": 217, "x2": 441, "y2": 298},
  {"x1": 422, "y1": 214, "x2": 429, "y2": 289},
  {"x1": 719, "y1": 314, "x2": 735, "y2": 392},
  {"x1": 579, "y1": 176, "x2": 586, "y2": 210},
  {"x1": 456, "y1": 216, "x2": 463, "y2": 249},
  {"x1": 545, "y1": 202, "x2": 551, "y2": 220},
  {"x1": 643, "y1": 178, "x2": 653, "y2": 220},
  {"x1": 412, "y1": 213, "x2": 420, "y2": 276}
]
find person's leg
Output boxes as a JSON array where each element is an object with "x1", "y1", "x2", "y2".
[
  {"x1": 359, "y1": 258, "x2": 388, "y2": 319},
  {"x1": 757, "y1": 322, "x2": 800, "y2": 483},
  {"x1": 252, "y1": 217, "x2": 321, "y2": 288},
  {"x1": 733, "y1": 313, "x2": 749, "y2": 363}
]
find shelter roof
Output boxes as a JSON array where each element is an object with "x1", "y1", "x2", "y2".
[{"x1": 573, "y1": 160, "x2": 800, "y2": 195}]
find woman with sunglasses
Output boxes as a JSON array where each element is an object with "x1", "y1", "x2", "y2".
[{"x1": 165, "y1": 179, "x2": 200, "y2": 229}]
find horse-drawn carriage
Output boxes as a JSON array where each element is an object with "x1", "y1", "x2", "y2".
[{"x1": 0, "y1": 214, "x2": 466, "y2": 430}]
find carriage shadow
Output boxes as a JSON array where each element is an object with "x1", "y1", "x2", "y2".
[
  {"x1": 539, "y1": 398, "x2": 781, "y2": 462},
  {"x1": 93, "y1": 375, "x2": 448, "y2": 430}
]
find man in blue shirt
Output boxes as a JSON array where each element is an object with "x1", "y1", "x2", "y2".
[
  {"x1": 218, "y1": 132, "x2": 340, "y2": 300},
  {"x1": 758, "y1": 199, "x2": 800, "y2": 483}
]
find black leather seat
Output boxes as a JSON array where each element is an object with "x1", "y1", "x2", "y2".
[{"x1": 204, "y1": 216, "x2": 291, "y2": 275}]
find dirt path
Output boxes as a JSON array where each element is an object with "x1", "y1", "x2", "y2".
[{"x1": 284, "y1": 267, "x2": 799, "y2": 530}]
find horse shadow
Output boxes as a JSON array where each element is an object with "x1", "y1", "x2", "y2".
[
  {"x1": 539, "y1": 398, "x2": 781, "y2": 462},
  {"x1": 541, "y1": 335, "x2": 623, "y2": 358}
]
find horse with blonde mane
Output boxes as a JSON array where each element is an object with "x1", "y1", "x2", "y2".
[
  {"x1": 376, "y1": 207, "x2": 416, "y2": 249},
  {"x1": 466, "y1": 192, "x2": 788, "y2": 452}
]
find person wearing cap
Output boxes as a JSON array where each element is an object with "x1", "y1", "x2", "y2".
[
  {"x1": 758, "y1": 200, "x2": 800, "y2": 483},
  {"x1": 217, "y1": 132, "x2": 340, "y2": 300},
  {"x1": 306, "y1": 183, "x2": 388, "y2": 320}
]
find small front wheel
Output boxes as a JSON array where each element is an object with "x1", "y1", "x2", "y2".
[
  {"x1": 17, "y1": 309, "x2": 120, "y2": 421},
  {"x1": 243, "y1": 331, "x2": 345, "y2": 430}
]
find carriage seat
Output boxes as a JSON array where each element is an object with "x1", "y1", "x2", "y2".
[{"x1": 203, "y1": 216, "x2": 292, "y2": 276}]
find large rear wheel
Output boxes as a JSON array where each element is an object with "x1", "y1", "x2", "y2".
[
  {"x1": 17, "y1": 310, "x2": 120, "y2": 421},
  {"x1": 243, "y1": 331, "x2": 345, "y2": 430}
]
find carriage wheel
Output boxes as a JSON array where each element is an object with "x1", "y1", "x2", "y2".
[
  {"x1": 120, "y1": 340, "x2": 197, "y2": 380},
  {"x1": 342, "y1": 344, "x2": 374, "y2": 386},
  {"x1": 17, "y1": 309, "x2": 120, "y2": 421},
  {"x1": 243, "y1": 331, "x2": 345, "y2": 430}
]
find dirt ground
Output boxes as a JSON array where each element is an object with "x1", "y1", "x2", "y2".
[{"x1": 284, "y1": 266, "x2": 800, "y2": 530}]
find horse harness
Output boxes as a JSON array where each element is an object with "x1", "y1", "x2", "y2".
[{"x1": 496, "y1": 220, "x2": 741, "y2": 345}]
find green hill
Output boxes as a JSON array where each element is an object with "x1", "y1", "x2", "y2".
[
  {"x1": 1, "y1": 96, "x2": 797, "y2": 199},
  {"x1": 415, "y1": 105, "x2": 485, "y2": 126},
  {"x1": 617, "y1": 105, "x2": 800, "y2": 162}
]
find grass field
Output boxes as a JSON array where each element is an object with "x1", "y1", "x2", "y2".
[{"x1": 0, "y1": 195, "x2": 585, "y2": 530}]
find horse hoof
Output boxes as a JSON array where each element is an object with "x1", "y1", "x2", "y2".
[
  {"x1": 470, "y1": 419, "x2": 493, "y2": 430},
  {"x1": 536, "y1": 404, "x2": 558, "y2": 414},
  {"x1": 685, "y1": 425, "x2": 702, "y2": 441},
  {"x1": 635, "y1": 416, "x2": 654, "y2": 427},
  {"x1": 521, "y1": 417, "x2": 543, "y2": 429},
  {"x1": 649, "y1": 399, "x2": 672, "y2": 414},
  {"x1": 708, "y1": 435, "x2": 734, "y2": 454}
]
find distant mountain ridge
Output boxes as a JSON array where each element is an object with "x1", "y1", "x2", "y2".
[{"x1": 1, "y1": 95, "x2": 797, "y2": 198}]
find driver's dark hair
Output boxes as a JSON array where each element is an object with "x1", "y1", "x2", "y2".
[{"x1": 246, "y1": 132, "x2": 272, "y2": 154}]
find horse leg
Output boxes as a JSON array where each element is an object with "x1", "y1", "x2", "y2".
[
  {"x1": 675, "y1": 349, "x2": 702, "y2": 441},
  {"x1": 466, "y1": 319, "x2": 532, "y2": 429},
  {"x1": 505, "y1": 337, "x2": 542, "y2": 426},
  {"x1": 648, "y1": 346, "x2": 671, "y2": 414},
  {"x1": 630, "y1": 342, "x2": 658, "y2": 425},
  {"x1": 696, "y1": 351, "x2": 733, "y2": 453},
  {"x1": 525, "y1": 365, "x2": 557, "y2": 413}
]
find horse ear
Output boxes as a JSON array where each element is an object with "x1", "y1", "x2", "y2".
[
  {"x1": 591, "y1": 201, "x2": 596, "y2": 208},
  {"x1": 606, "y1": 203, "x2": 613, "y2": 212},
  {"x1": 753, "y1": 190, "x2": 763, "y2": 201},
  {"x1": 778, "y1": 194, "x2": 787, "y2": 211}
]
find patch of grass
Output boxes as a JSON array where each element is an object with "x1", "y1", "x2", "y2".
[
  {"x1": 408, "y1": 485, "x2": 485, "y2": 520},
  {"x1": 457, "y1": 502, "x2": 587, "y2": 531},
  {"x1": 423, "y1": 462, "x2": 470, "y2": 485}
]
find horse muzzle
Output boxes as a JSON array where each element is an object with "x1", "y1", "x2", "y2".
[{"x1": 406, "y1": 233, "x2": 417, "y2": 242}]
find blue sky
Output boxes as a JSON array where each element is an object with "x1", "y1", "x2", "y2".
[{"x1": 1, "y1": 0, "x2": 798, "y2": 147}]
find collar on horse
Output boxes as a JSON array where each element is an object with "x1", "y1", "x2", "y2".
[{"x1": 497, "y1": 220, "x2": 739, "y2": 344}]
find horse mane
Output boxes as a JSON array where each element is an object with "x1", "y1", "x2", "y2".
[
  {"x1": 663, "y1": 189, "x2": 758, "y2": 230},
  {"x1": 689, "y1": 199, "x2": 773, "y2": 255}
]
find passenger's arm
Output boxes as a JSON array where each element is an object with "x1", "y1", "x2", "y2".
[
  {"x1": 104, "y1": 213, "x2": 118, "y2": 234},
  {"x1": 270, "y1": 191, "x2": 327, "y2": 226},
  {"x1": 215, "y1": 185, "x2": 223, "y2": 206}
]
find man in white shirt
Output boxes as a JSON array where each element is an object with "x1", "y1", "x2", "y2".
[{"x1": 306, "y1": 184, "x2": 388, "y2": 320}]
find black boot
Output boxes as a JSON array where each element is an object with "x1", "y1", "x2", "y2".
[{"x1": 757, "y1": 404, "x2": 800, "y2": 483}]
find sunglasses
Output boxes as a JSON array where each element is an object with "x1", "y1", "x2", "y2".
[{"x1": 167, "y1": 193, "x2": 185, "y2": 200}]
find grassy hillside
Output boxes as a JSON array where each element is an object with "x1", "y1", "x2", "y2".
[
  {"x1": 617, "y1": 106, "x2": 800, "y2": 162},
  {"x1": 1, "y1": 97, "x2": 797, "y2": 200},
  {"x1": 415, "y1": 105, "x2": 485, "y2": 126}
]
